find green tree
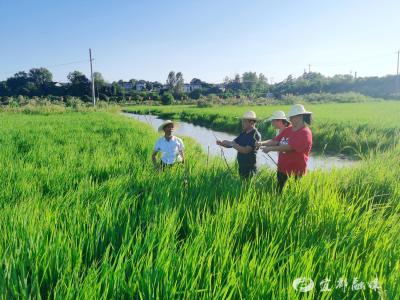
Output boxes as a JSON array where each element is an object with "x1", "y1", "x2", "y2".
[
  {"x1": 6, "y1": 71, "x2": 29, "y2": 92},
  {"x1": 67, "y1": 71, "x2": 91, "y2": 98},
  {"x1": 242, "y1": 71, "x2": 258, "y2": 90},
  {"x1": 161, "y1": 92, "x2": 174, "y2": 105},
  {"x1": 166, "y1": 71, "x2": 184, "y2": 94},
  {"x1": 28, "y1": 68, "x2": 52, "y2": 85},
  {"x1": 257, "y1": 73, "x2": 268, "y2": 91},
  {"x1": 93, "y1": 72, "x2": 106, "y2": 89},
  {"x1": 166, "y1": 71, "x2": 176, "y2": 91},
  {"x1": 175, "y1": 72, "x2": 184, "y2": 93}
]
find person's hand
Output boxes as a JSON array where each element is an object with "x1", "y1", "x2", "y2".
[
  {"x1": 262, "y1": 146, "x2": 271, "y2": 153},
  {"x1": 255, "y1": 141, "x2": 263, "y2": 148}
]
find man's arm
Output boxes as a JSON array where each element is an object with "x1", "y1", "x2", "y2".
[
  {"x1": 152, "y1": 151, "x2": 159, "y2": 166},
  {"x1": 258, "y1": 139, "x2": 279, "y2": 147},
  {"x1": 232, "y1": 142, "x2": 253, "y2": 154},
  {"x1": 262, "y1": 144, "x2": 293, "y2": 153},
  {"x1": 216, "y1": 140, "x2": 234, "y2": 148}
]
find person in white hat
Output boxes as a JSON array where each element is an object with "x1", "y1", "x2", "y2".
[
  {"x1": 216, "y1": 111, "x2": 261, "y2": 179},
  {"x1": 152, "y1": 120, "x2": 185, "y2": 169},
  {"x1": 257, "y1": 111, "x2": 291, "y2": 148},
  {"x1": 260, "y1": 104, "x2": 313, "y2": 193}
]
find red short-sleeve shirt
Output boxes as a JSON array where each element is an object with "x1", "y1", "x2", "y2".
[{"x1": 273, "y1": 126, "x2": 313, "y2": 176}]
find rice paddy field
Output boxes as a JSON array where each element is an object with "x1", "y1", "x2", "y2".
[
  {"x1": 125, "y1": 102, "x2": 400, "y2": 157},
  {"x1": 0, "y1": 104, "x2": 399, "y2": 299}
]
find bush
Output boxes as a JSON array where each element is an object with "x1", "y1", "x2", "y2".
[
  {"x1": 161, "y1": 92, "x2": 174, "y2": 105},
  {"x1": 96, "y1": 101, "x2": 109, "y2": 109},
  {"x1": 189, "y1": 89, "x2": 201, "y2": 100},
  {"x1": 150, "y1": 93, "x2": 161, "y2": 102},
  {"x1": 82, "y1": 95, "x2": 92, "y2": 103},
  {"x1": 196, "y1": 99, "x2": 213, "y2": 108},
  {"x1": 99, "y1": 93, "x2": 109, "y2": 101},
  {"x1": 1, "y1": 96, "x2": 10, "y2": 104},
  {"x1": 66, "y1": 97, "x2": 84, "y2": 109},
  {"x1": 9, "y1": 97, "x2": 20, "y2": 107}
]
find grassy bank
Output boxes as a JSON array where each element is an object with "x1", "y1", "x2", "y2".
[
  {"x1": 124, "y1": 102, "x2": 400, "y2": 157},
  {"x1": 0, "y1": 111, "x2": 398, "y2": 298}
]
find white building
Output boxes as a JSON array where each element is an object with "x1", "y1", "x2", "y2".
[
  {"x1": 183, "y1": 83, "x2": 202, "y2": 93},
  {"x1": 135, "y1": 82, "x2": 146, "y2": 91},
  {"x1": 118, "y1": 82, "x2": 134, "y2": 90}
]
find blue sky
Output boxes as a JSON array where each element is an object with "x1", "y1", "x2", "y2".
[{"x1": 1, "y1": 0, "x2": 399, "y2": 83}]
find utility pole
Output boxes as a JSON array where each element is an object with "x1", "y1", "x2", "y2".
[
  {"x1": 89, "y1": 48, "x2": 96, "y2": 106},
  {"x1": 308, "y1": 64, "x2": 311, "y2": 73},
  {"x1": 397, "y1": 49, "x2": 399, "y2": 92}
]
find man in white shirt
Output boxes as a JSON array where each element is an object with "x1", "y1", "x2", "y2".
[{"x1": 152, "y1": 120, "x2": 185, "y2": 169}]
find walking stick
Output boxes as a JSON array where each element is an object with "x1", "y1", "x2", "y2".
[
  {"x1": 211, "y1": 131, "x2": 233, "y2": 174},
  {"x1": 263, "y1": 152, "x2": 278, "y2": 167}
]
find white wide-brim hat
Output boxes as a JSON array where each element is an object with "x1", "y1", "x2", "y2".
[
  {"x1": 158, "y1": 120, "x2": 179, "y2": 132},
  {"x1": 287, "y1": 104, "x2": 312, "y2": 118},
  {"x1": 266, "y1": 110, "x2": 288, "y2": 121},
  {"x1": 239, "y1": 110, "x2": 258, "y2": 121}
]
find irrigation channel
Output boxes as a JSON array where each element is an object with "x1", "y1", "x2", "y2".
[{"x1": 123, "y1": 112, "x2": 357, "y2": 171}]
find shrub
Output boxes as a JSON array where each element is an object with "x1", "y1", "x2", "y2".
[
  {"x1": 189, "y1": 89, "x2": 201, "y2": 100},
  {"x1": 161, "y1": 92, "x2": 174, "y2": 105},
  {"x1": 99, "y1": 93, "x2": 109, "y2": 101},
  {"x1": 82, "y1": 95, "x2": 92, "y2": 103},
  {"x1": 196, "y1": 99, "x2": 213, "y2": 108},
  {"x1": 66, "y1": 97, "x2": 84, "y2": 109}
]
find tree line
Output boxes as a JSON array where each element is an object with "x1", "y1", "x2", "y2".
[{"x1": 0, "y1": 67, "x2": 399, "y2": 104}]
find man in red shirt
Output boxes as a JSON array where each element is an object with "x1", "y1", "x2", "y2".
[{"x1": 260, "y1": 104, "x2": 313, "y2": 193}]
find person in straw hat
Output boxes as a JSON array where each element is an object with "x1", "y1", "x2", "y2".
[
  {"x1": 152, "y1": 120, "x2": 185, "y2": 170},
  {"x1": 260, "y1": 104, "x2": 313, "y2": 193},
  {"x1": 257, "y1": 111, "x2": 291, "y2": 147},
  {"x1": 216, "y1": 111, "x2": 261, "y2": 179}
]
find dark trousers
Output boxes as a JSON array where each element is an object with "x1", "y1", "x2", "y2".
[
  {"x1": 160, "y1": 161, "x2": 182, "y2": 170},
  {"x1": 238, "y1": 164, "x2": 257, "y2": 179},
  {"x1": 277, "y1": 171, "x2": 301, "y2": 193}
]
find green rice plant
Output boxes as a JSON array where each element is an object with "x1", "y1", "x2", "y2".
[{"x1": 0, "y1": 111, "x2": 398, "y2": 298}]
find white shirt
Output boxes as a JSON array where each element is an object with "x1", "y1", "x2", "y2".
[{"x1": 153, "y1": 136, "x2": 184, "y2": 164}]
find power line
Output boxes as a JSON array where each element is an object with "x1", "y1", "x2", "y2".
[
  {"x1": 312, "y1": 51, "x2": 396, "y2": 69},
  {"x1": 0, "y1": 59, "x2": 90, "y2": 77},
  {"x1": 45, "y1": 59, "x2": 90, "y2": 69}
]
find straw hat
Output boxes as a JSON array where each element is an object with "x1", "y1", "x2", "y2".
[
  {"x1": 240, "y1": 111, "x2": 258, "y2": 121},
  {"x1": 266, "y1": 110, "x2": 288, "y2": 121},
  {"x1": 158, "y1": 120, "x2": 178, "y2": 132},
  {"x1": 287, "y1": 104, "x2": 312, "y2": 118}
]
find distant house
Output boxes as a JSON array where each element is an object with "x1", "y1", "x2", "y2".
[
  {"x1": 118, "y1": 81, "x2": 134, "y2": 90},
  {"x1": 53, "y1": 82, "x2": 69, "y2": 87},
  {"x1": 265, "y1": 92, "x2": 274, "y2": 98},
  {"x1": 135, "y1": 81, "x2": 146, "y2": 91},
  {"x1": 214, "y1": 83, "x2": 226, "y2": 92},
  {"x1": 183, "y1": 80, "x2": 203, "y2": 93},
  {"x1": 183, "y1": 83, "x2": 192, "y2": 93}
]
